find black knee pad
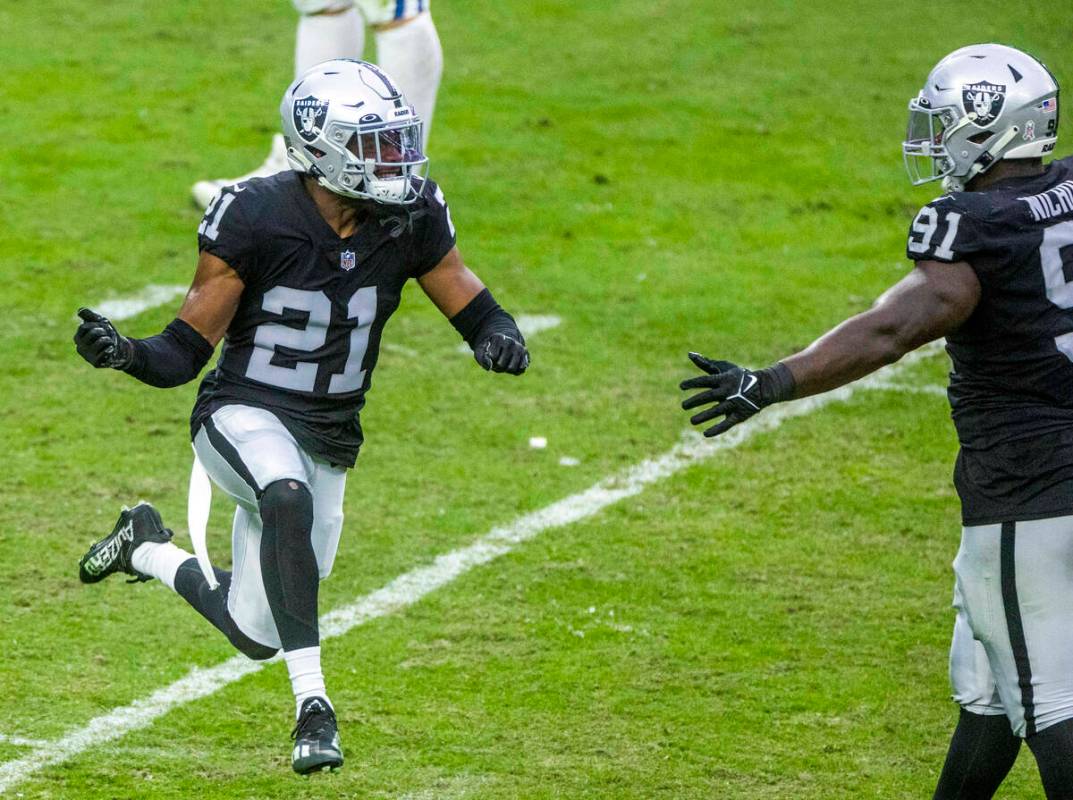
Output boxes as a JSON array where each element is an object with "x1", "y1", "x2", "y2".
[{"x1": 260, "y1": 479, "x2": 314, "y2": 544}]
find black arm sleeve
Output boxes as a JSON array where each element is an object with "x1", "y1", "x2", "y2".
[
  {"x1": 122, "y1": 319, "x2": 215, "y2": 388},
  {"x1": 449, "y1": 288, "x2": 523, "y2": 349}
]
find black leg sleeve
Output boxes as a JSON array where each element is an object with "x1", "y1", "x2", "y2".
[
  {"x1": 1027, "y1": 718, "x2": 1073, "y2": 800},
  {"x1": 933, "y1": 709, "x2": 1022, "y2": 800},
  {"x1": 258, "y1": 479, "x2": 319, "y2": 652},
  {"x1": 173, "y1": 559, "x2": 278, "y2": 661}
]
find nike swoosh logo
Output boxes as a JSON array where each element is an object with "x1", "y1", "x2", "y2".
[{"x1": 741, "y1": 373, "x2": 757, "y2": 395}]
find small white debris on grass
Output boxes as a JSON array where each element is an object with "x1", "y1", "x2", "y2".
[
  {"x1": 558, "y1": 456, "x2": 580, "y2": 467},
  {"x1": 529, "y1": 436, "x2": 547, "y2": 449}
]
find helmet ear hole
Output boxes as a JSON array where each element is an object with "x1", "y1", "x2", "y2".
[
  {"x1": 967, "y1": 131, "x2": 992, "y2": 145},
  {"x1": 304, "y1": 144, "x2": 326, "y2": 159}
]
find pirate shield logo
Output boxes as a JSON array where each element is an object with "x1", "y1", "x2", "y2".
[
  {"x1": 962, "y1": 81, "x2": 1006, "y2": 126},
  {"x1": 293, "y1": 96, "x2": 329, "y2": 142}
]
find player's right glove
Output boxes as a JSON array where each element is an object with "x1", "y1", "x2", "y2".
[
  {"x1": 679, "y1": 352, "x2": 795, "y2": 437},
  {"x1": 74, "y1": 308, "x2": 133, "y2": 369},
  {"x1": 474, "y1": 332, "x2": 529, "y2": 375}
]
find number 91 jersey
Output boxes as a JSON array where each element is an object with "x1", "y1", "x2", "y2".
[
  {"x1": 190, "y1": 171, "x2": 456, "y2": 468},
  {"x1": 906, "y1": 155, "x2": 1073, "y2": 525}
]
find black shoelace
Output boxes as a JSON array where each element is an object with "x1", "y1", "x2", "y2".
[{"x1": 291, "y1": 704, "x2": 336, "y2": 741}]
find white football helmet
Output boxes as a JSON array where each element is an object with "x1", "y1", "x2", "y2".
[
  {"x1": 280, "y1": 59, "x2": 427, "y2": 204},
  {"x1": 903, "y1": 44, "x2": 1060, "y2": 191}
]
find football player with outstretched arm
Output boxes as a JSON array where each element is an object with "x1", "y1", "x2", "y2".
[
  {"x1": 74, "y1": 59, "x2": 527, "y2": 775},
  {"x1": 681, "y1": 44, "x2": 1073, "y2": 799}
]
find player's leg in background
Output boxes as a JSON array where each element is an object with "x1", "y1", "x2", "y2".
[
  {"x1": 932, "y1": 591, "x2": 1020, "y2": 800},
  {"x1": 294, "y1": 0, "x2": 365, "y2": 77},
  {"x1": 191, "y1": 0, "x2": 366, "y2": 208},
  {"x1": 363, "y1": 0, "x2": 442, "y2": 150},
  {"x1": 953, "y1": 517, "x2": 1073, "y2": 799}
]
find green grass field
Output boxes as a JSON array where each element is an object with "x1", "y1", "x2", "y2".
[{"x1": 2, "y1": 1, "x2": 1072, "y2": 797}]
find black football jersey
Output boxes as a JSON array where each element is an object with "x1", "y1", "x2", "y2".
[
  {"x1": 906, "y1": 156, "x2": 1073, "y2": 524},
  {"x1": 190, "y1": 172, "x2": 456, "y2": 467}
]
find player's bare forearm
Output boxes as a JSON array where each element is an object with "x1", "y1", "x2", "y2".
[
  {"x1": 680, "y1": 260, "x2": 979, "y2": 437},
  {"x1": 420, "y1": 246, "x2": 529, "y2": 375},
  {"x1": 417, "y1": 246, "x2": 485, "y2": 318},
  {"x1": 73, "y1": 251, "x2": 243, "y2": 387},
  {"x1": 177, "y1": 251, "x2": 245, "y2": 346},
  {"x1": 783, "y1": 260, "x2": 981, "y2": 398}
]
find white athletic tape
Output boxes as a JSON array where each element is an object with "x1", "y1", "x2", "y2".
[
  {"x1": 0, "y1": 343, "x2": 942, "y2": 794},
  {"x1": 187, "y1": 452, "x2": 219, "y2": 591}
]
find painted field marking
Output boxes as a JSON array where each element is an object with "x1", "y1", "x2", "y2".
[
  {"x1": 0, "y1": 735, "x2": 47, "y2": 748},
  {"x1": 868, "y1": 379, "x2": 947, "y2": 397},
  {"x1": 0, "y1": 343, "x2": 942, "y2": 794},
  {"x1": 92, "y1": 285, "x2": 188, "y2": 322},
  {"x1": 456, "y1": 314, "x2": 562, "y2": 353}
]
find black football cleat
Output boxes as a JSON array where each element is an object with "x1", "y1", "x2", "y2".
[
  {"x1": 78, "y1": 503, "x2": 174, "y2": 584},
  {"x1": 291, "y1": 697, "x2": 343, "y2": 775}
]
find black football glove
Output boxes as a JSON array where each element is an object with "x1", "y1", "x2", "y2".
[
  {"x1": 680, "y1": 352, "x2": 795, "y2": 437},
  {"x1": 74, "y1": 307, "x2": 133, "y2": 369},
  {"x1": 474, "y1": 333, "x2": 529, "y2": 375}
]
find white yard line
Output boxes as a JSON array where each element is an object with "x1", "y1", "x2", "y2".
[
  {"x1": 93, "y1": 285, "x2": 188, "y2": 322},
  {"x1": 0, "y1": 735, "x2": 47, "y2": 748},
  {"x1": 868, "y1": 380, "x2": 948, "y2": 397},
  {"x1": 456, "y1": 314, "x2": 562, "y2": 353},
  {"x1": 382, "y1": 342, "x2": 421, "y2": 357},
  {"x1": 0, "y1": 343, "x2": 941, "y2": 795}
]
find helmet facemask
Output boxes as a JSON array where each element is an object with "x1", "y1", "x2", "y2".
[
  {"x1": 281, "y1": 59, "x2": 430, "y2": 206},
  {"x1": 327, "y1": 120, "x2": 427, "y2": 204},
  {"x1": 903, "y1": 100, "x2": 961, "y2": 186},
  {"x1": 901, "y1": 44, "x2": 1060, "y2": 192}
]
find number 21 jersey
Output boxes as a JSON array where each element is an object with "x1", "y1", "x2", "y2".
[
  {"x1": 191, "y1": 171, "x2": 456, "y2": 468},
  {"x1": 907, "y1": 156, "x2": 1073, "y2": 525}
]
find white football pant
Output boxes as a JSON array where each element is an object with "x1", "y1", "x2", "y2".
[
  {"x1": 949, "y1": 515, "x2": 1073, "y2": 736},
  {"x1": 192, "y1": 404, "x2": 347, "y2": 650}
]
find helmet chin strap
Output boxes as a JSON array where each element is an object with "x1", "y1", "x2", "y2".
[{"x1": 942, "y1": 124, "x2": 1022, "y2": 192}]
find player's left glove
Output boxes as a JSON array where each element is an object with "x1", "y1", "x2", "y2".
[
  {"x1": 475, "y1": 333, "x2": 529, "y2": 375},
  {"x1": 680, "y1": 352, "x2": 795, "y2": 437},
  {"x1": 74, "y1": 307, "x2": 133, "y2": 369}
]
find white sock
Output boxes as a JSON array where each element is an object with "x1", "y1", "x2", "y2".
[
  {"x1": 295, "y1": 6, "x2": 364, "y2": 78},
  {"x1": 375, "y1": 13, "x2": 443, "y2": 150},
  {"x1": 130, "y1": 542, "x2": 191, "y2": 591},
  {"x1": 285, "y1": 646, "x2": 331, "y2": 717}
]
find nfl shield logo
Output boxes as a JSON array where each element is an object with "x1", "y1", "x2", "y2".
[
  {"x1": 340, "y1": 250, "x2": 357, "y2": 271},
  {"x1": 293, "y1": 95, "x2": 329, "y2": 143},
  {"x1": 962, "y1": 81, "x2": 1006, "y2": 126}
]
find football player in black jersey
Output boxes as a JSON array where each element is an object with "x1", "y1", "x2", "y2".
[
  {"x1": 73, "y1": 59, "x2": 528, "y2": 775},
  {"x1": 681, "y1": 44, "x2": 1073, "y2": 799}
]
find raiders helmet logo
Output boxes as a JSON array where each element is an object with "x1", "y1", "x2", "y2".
[
  {"x1": 293, "y1": 96, "x2": 329, "y2": 143},
  {"x1": 962, "y1": 81, "x2": 1006, "y2": 126}
]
